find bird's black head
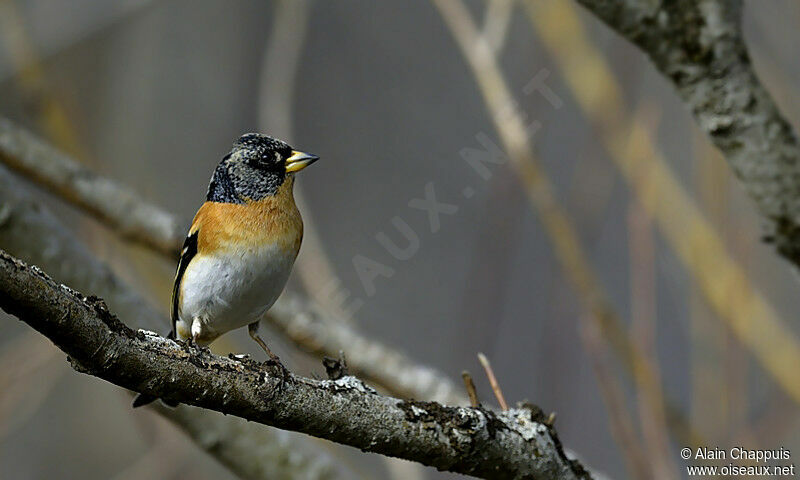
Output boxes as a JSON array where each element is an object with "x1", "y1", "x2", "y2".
[
  {"x1": 233, "y1": 133, "x2": 294, "y2": 172},
  {"x1": 207, "y1": 133, "x2": 319, "y2": 203}
]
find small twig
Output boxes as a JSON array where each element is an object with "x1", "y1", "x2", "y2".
[
  {"x1": 322, "y1": 351, "x2": 349, "y2": 380},
  {"x1": 546, "y1": 412, "x2": 557, "y2": 427},
  {"x1": 477, "y1": 352, "x2": 508, "y2": 411},
  {"x1": 461, "y1": 370, "x2": 480, "y2": 407},
  {"x1": 627, "y1": 190, "x2": 677, "y2": 480}
]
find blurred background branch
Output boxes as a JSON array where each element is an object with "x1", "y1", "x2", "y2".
[{"x1": 0, "y1": 116, "x2": 184, "y2": 256}]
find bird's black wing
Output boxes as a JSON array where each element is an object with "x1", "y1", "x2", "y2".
[
  {"x1": 132, "y1": 231, "x2": 198, "y2": 409},
  {"x1": 171, "y1": 230, "x2": 199, "y2": 337}
]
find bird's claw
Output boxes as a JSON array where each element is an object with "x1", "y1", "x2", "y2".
[{"x1": 266, "y1": 354, "x2": 291, "y2": 391}]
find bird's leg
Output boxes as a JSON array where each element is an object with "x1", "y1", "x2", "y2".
[
  {"x1": 248, "y1": 321, "x2": 280, "y2": 362},
  {"x1": 186, "y1": 317, "x2": 201, "y2": 349},
  {"x1": 248, "y1": 321, "x2": 290, "y2": 386}
]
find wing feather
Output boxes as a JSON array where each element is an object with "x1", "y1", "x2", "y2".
[{"x1": 171, "y1": 230, "x2": 199, "y2": 336}]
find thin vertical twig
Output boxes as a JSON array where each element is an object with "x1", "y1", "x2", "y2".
[
  {"x1": 462, "y1": 371, "x2": 481, "y2": 407},
  {"x1": 477, "y1": 352, "x2": 508, "y2": 411}
]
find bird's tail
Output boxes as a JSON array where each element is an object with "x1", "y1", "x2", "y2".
[
  {"x1": 132, "y1": 394, "x2": 180, "y2": 408},
  {"x1": 132, "y1": 394, "x2": 157, "y2": 408}
]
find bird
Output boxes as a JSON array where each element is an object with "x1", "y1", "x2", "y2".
[{"x1": 133, "y1": 133, "x2": 318, "y2": 407}]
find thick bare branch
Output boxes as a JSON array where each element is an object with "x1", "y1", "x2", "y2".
[
  {"x1": 0, "y1": 165, "x2": 344, "y2": 480},
  {"x1": 0, "y1": 250, "x2": 590, "y2": 480},
  {"x1": 0, "y1": 116, "x2": 465, "y2": 405},
  {"x1": 574, "y1": 0, "x2": 800, "y2": 268}
]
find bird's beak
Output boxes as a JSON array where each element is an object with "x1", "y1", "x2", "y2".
[{"x1": 285, "y1": 150, "x2": 319, "y2": 173}]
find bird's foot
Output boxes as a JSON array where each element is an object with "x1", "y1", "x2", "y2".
[
  {"x1": 248, "y1": 321, "x2": 291, "y2": 388},
  {"x1": 265, "y1": 352, "x2": 291, "y2": 389}
]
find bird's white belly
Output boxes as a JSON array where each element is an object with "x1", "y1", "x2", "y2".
[{"x1": 178, "y1": 244, "x2": 295, "y2": 340}]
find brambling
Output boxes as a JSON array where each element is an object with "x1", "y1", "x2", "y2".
[
  {"x1": 174, "y1": 133, "x2": 317, "y2": 355},
  {"x1": 134, "y1": 133, "x2": 317, "y2": 407}
]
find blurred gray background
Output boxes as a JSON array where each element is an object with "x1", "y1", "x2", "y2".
[{"x1": 1, "y1": 0, "x2": 799, "y2": 479}]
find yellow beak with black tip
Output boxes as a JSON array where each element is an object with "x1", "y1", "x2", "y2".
[{"x1": 285, "y1": 150, "x2": 319, "y2": 173}]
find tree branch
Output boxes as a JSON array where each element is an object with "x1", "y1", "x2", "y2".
[
  {"x1": 574, "y1": 0, "x2": 800, "y2": 268},
  {"x1": 0, "y1": 249, "x2": 589, "y2": 480},
  {"x1": 0, "y1": 116, "x2": 185, "y2": 257},
  {"x1": 0, "y1": 115, "x2": 465, "y2": 405},
  {"x1": 0, "y1": 164, "x2": 345, "y2": 480}
]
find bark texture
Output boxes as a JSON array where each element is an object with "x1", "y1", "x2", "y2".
[
  {"x1": 0, "y1": 250, "x2": 589, "y2": 480},
  {"x1": 575, "y1": 0, "x2": 800, "y2": 267}
]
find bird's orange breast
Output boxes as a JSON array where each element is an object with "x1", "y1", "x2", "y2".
[{"x1": 190, "y1": 177, "x2": 303, "y2": 256}]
